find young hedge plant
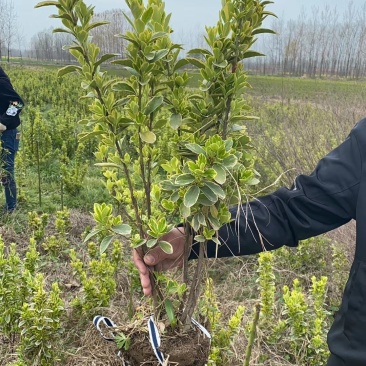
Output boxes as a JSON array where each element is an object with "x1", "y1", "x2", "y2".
[{"x1": 36, "y1": 0, "x2": 275, "y2": 328}]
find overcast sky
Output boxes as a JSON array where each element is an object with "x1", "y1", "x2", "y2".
[{"x1": 14, "y1": 0, "x2": 364, "y2": 47}]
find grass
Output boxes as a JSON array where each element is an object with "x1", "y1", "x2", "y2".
[{"x1": 246, "y1": 74, "x2": 366, "y2": 104}]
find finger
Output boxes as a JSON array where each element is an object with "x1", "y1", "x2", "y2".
[
  {"x1": 144, "y1": 246, "x2": 168, "y2": 266},
  {"x1": 139, "y1": 272, "x2": 152, "y2": 296},
  {"x1": 133, "y1": 249, "x2": 149, "y2": 275},
  {"x1": 133, "y1": 250, "x2": 152, "y2": 296}
]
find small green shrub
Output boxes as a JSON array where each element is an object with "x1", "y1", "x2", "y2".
[
  {"x1": 61, "y1": 142, "x2": 88, "y2": 196},
  {"x1": 69, "y1": 248, "x2": 117, "y2": 315},
  {"x1": 330, "y1": 243, "x2": 349, "y2": 305},
  {"x1": 267, "y1": 277, "x2": 330, "y2": 365},
  {"x1": 17, "y1": 274, "x2": 64, "y2": 366},
  {"x1": 257, "y1": 252, "x2": 275, "y2": 325},
  {"x1": 204, "y1": 278, "x2": 246, "y2": 366},
  {"x1": 28, "y1": 211, "x2": 49, "y2": 242},
  {"x1": 255, "y1": 251, "x2": 331, "y2": 365},
  {"x1": 42, "y1": 208, "x2": 71, "y2": 256},
  {"x1": 0, "y1": 238, "x2": 39, "y2": 342},
  {"x1": 274, "y1": 236, "x2": 329, "y2": 277}
]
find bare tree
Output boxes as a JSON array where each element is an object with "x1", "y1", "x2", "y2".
[
  {"x1": 0, "y1": 0, "x2": 6, "y2": 59},
  {"x1": 0, "y1": 0, "x2": 18, "y2": 62},
  {"x1": 90, "y1": 9, "x2": 131, "y2": 59},
  {"x1": 29, "y1": 29, "x2": 73, "y2": 62},
  {"x1": 28, "y1": 8, "x2": 131, "y2": 63},
  {"x1": 3, "y1": 0, "x2": 15, "y2": 62},
  {"x1": 247, "y1": 1, "x2": 366, "y2": 79}
]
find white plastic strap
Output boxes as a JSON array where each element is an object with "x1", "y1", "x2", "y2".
[
  {"x1": 93, "y1": 315, "x2": 211, "y2": 366},
  {"x1": 92, "y1": 315, "x2": 128, "y2": 365},
  {"x1": 191, "y1": 318, "x2": 212, "y2": 341},
  {"x1": 147, "y1": 316, "x2": 211, "y2": 365},
  {"x1": 148, "y1": 316, "x2": 165, "y2": 365},
  {"x1": 93, "y1": 315, "x2": 117, "y2": 342}
]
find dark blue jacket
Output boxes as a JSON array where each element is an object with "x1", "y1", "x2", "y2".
[
  {"x1": 0, "y1": 67, "x2": 24, "y2": 129},
  {"x1": 193, "y1": 118, "x2": 366, "y2": 365}
]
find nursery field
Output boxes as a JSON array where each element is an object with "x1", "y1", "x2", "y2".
[{"x1": 0, "y1": 64, "x2": 360, "y2": 366}]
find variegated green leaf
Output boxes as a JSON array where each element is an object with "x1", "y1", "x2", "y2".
[{"x1": 183, "y1": 186, "x2": 200, "y2": 208}]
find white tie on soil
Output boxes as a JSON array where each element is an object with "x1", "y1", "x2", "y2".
[
  {"x1": 93, "y1": 314, "x2": 211, "y2": 366},
  {"x1": 147, "y1": 316, "x2": 211, "y2": 366},
  {"x1": 148, "y1": 316, "x2": 165, "y2": 364},
  {"x1": 93, "y1": 315, "x2": 128, "y2": 365}
]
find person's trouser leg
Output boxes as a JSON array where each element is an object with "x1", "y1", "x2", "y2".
[
  {"x1": 1, "y1": 129, "x2": 19, "y2": 212},
  {"x1": 327, "y1": 354, "x2": 345, "y2": 366}
]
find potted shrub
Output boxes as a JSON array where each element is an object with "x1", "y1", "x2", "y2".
[{"x1": 35, "y1": 0, "x2": 275, "y2": 364}]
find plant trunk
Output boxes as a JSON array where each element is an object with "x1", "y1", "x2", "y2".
[
  {"x1": 180, "y1": 240, "x2": 205, "y2": 326},
  {"x1": 244, "y1": 303, "x2": 261, "y2": 366}
]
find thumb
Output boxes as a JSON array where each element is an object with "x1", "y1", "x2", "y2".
[{"x1": 144, "y1": 246, "x2": 167, "y2": 266}]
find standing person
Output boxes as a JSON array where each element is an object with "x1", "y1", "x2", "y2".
[
  {"x1": 134, "y1": 118, "x2": 366, "y2": 366},
  {"x1": 0, "y1": 66, "x2": 24, "y2": 213}
]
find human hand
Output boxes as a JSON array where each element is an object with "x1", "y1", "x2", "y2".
[{"x1": 133, "y1": 227, "x2": 186, "y2": 296}]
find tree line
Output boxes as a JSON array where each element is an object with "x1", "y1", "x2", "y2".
[
  {"x1": 8, "y1": 2, "x2": 366, "y2": 79},
  {"x1": 247, "y1": 3, "x2": 366, "y2": 78},
  {"x1": 28, "y1": 9, "x2": 131, "y2": 63}
]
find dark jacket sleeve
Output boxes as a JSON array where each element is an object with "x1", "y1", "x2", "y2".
[
  {"x1": 0, "y1": 68, "x2": 24, "y2": 129},
  {"x1": 191, "y1": 120, "x2": 363, "y2": 259}
]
